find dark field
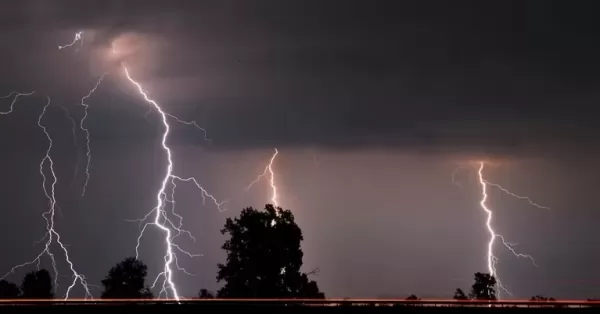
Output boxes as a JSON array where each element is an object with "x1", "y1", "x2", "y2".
[{"x1": 1, "y1": 300, "x2": 599, "y2": 314}]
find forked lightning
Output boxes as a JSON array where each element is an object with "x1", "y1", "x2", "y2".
[
  {"x1": 247, "y1": 148, "x2": 279, "y2": 207},
  {"x1": 122, "y1": 64, "x2": 225, "y2": 300},
  {"x1": 476, "y1": 162, "x2": 547, "y2": 296},
  {"x1": 0, "y1": 97, "x2": 92, "y2": 299}
]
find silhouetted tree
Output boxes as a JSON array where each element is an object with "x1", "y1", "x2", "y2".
[
  {"x1": 198, "y1": 288, "x2": 215, "y2": 299},
  {"x1": 469, "y1": 272, "x2": 496, "y2": 300},
  {"x1": 101, "y1": 257, "x2": 154, "y2": 299},
  {"x1": 453, "y1": 288, "x2": 468, "y2": 300},
  {"x1": 21, "y1": 269, "x2": 53, "y2": 299},
  {"x1": 217, "y1": 204, "x2": 324, "y2": 298},
  {"x1": 406, "y1": 294, "x2": 420, "y2": 300},
  {"x1": 0, "y1": 280, "x2": 20, "y2": 298}
]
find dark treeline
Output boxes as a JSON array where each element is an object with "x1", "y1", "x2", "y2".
[
  {"x1": 0, "y1": 204, "x2": 558, "y2": 301},
  {"x1": 1, "y1": 204, "x2": 323, "y2": 299}
]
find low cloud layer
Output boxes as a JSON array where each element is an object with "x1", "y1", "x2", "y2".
[{"x1": 2, "y1": 0, "x2": 600, "y2": 158}]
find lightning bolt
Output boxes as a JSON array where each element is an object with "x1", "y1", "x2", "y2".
[
  {"x1": 246, "y1": 148, "x2": 279, "y2": 207},
  {"x1": 58, "y1": 31, "x2": 83, "y2": 50},
  {"x1": 477, "y1": 161, "x2": 542, "y2": 297},
  {"x1": 79, "y1": 75, "x2": 107, "y2": 196},
  {"x1": 122, "y1": 64, "x2": 225, "y2": 300},
  {"x1": 1, "y1": 97, "x2": 92, "y2": 299}
]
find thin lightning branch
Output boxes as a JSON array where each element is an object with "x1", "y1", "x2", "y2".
[
  {"x1": 60, "y1": 105, "x2": 78, "y2": 150},
  {"x1": 60, "y1": 105, "x2": 81, "y2": 189},
  {"x1": 142, "y1": 105, "x2": 212, "y2": 143},
  {"x1": 451, "y1": 166, "x2": 468, "y2": 190},
  {"x1": 477, "y1": 162, "x2": 538, "y2": 297},
  {"x1": 246, "y1": 148, "x2": 279, "y2": 207},
  {"x1": 483, "y1": 180, "x2": 551, "y2": 210},
  {"x1": 122, "y1": 64, "x2": 224, "y2": 300},
  {"x1": 58, "y1": 31, "x2": 83, "y2": 50},
  {"x1": 1, "y1": 97, "x2": 92, "y2": 299},
  {"x1": 79, "y1": 74, "x2": 107, "y2": 196},
  {"x1": 0, "y1": 91, "x2": 36, "y2": 114}
]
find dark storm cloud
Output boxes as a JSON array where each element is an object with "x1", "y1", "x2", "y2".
[{"x1": 2, "y1": 0, "x2": 600, "y2": 157}]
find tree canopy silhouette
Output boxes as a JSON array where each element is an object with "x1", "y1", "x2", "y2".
[
  {"x1": 21, "y1": 269, "x2": 53, "y2": 299},
  {"x1": 453, "y1": 288, "x2": 468, "y2": 300},
  {"x1": 0, "y1": 280, "x2": 20, "y2": 298},
  {"x1": 198, "y1": 288, "x2": 215, "y2": 299},
  {"x1": 101, "y1": 257, "x2": 153, "y2": 299},
  {"x1": 217, "y1": 204, "x2": 324, "y2": 298},
  {"x1": 469, "y1": 272, "x2": 497, "y2": 300}
]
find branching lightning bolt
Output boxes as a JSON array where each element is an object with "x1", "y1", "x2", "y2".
[
  {"x1": 477, "y1": 161, "x2": 541, "y2": 297},
  {"x1": 1, "y1": 97, "x2": 92, "y2": 299},
  {"x1": 122, "y1": 64, "x2": 225, "y2": 300},
  {"x1": 246, "y1": 148, "x2": 279, "y2": 207},
  {"x1": 79, "y1": 75, "x2": 107, "y2": 196}
]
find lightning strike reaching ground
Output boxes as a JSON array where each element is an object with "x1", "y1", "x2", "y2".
[
  {"x1": 1, "y1": 97, "x2": 92, "y2": 299},
  {"x1": 79, "y1": 75, "x2": 107, "y2": 196},
  {"x1": 122, "y1": 64, "x2": 225, "y2": 300},
  {"x1": 477, "y1": 162, "x2": 540, "y2": 297},
  {"x1": 58, "y1": 31, "x2": 83, "y2": 50},
  {"x1": 246, "y1": 148, "x2": 279, "y2": 207}
]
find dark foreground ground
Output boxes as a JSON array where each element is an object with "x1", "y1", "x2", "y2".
[{"x1": 1, "y1": 303, "x2": 598, "y2": 314}]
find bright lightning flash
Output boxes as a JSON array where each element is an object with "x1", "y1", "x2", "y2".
[
  {"x1": 1, "y1": 97, "x2": 92, "y2": 299},
  {"x1": 246, "y1": 148, "x2": 280, "y2": 227},
  {"x1": 477, "y1": 161, "x2": 542, "y2": 297},
  {"x1": 246, "y1": 148, "x2": 279, "y2": 207},
  {"x1": 122, "y1": 64, "x2": 225, "y2": 300}
]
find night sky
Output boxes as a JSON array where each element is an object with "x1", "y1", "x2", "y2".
[{"x1": 1, "y1": 0, "x2": 600, "y2": 300}]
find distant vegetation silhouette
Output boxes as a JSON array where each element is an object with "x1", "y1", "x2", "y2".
[
  {"x1": 101, "y1": 257, "x2": 153, "y2": 299},
  {"x1": 406, "y1": 294, "x2": 420, "y2": 300},
  {"x1": 198, "y1": 288, "x2": 215, "y2": 299},
  {"x1": 0, "y1": 204, "x2": 572, "y2": 302},
  {"x1": 530, "y1": 295, "x2": 556, "y2": 302}
]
